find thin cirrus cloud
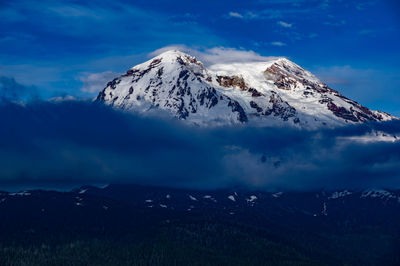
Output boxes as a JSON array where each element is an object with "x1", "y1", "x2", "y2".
[
  {"x1": 323, "y1": 20, "x2": 347, "y2": 26},
  {"x1": 270, "y1": 41, "x2": 286, "y2": 46},
  {"x1": 277, "y1": 21, "x2": 292, "y2": 28},
  {"x1": 226, "y1": 11, "x2": 258, "y2": 20},
  {"x1": 0, "y1": 0, "x2": 224, "y2": 97},
  {"x1": 228, "y1": 11, "x2": 243, "y2": 19}
]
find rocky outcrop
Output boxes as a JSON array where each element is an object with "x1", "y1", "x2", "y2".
[
  {"x1": 216, "y1": 75, "x2": 264, "y2": 98},
  {"x1": 96, "y1": 50, "x2": 394, "y2": 128}
]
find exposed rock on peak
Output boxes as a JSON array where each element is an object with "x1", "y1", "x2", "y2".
[{"x1": 96, "y1": 50, "x2": 394, "y2": 128}]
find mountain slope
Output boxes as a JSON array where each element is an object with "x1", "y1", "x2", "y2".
[{"x1": 96, "y1": 50, "x2": 393, "y2": 128}]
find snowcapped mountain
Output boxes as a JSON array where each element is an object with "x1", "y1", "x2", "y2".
[{"x1": 96, "y1": 50, "x2": 394, "y2": 128}]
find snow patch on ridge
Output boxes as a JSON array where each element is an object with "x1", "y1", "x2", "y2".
[{"x1": 96, "y1": 50, "x2": 395, "y2": 129}]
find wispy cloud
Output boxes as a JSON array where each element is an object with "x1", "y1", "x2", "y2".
[
  {"x1": 356, "y1": 1, "x2": 376, "y2": 11},
  {"x1": 79, "y1": 71, "x2": 119, "y2": 93},
  {"x1": 228, "y1": 11, "x2": 243, "y2": 19},
  {"x1": 0, "y1": 0, "x2": 224, "y2": 97},
  {"x1": 0, "y1": 63, "x2": 62, "y2": 88},
  {"x1": 277, "y1": 21, "x2": 292, "y2": 28},
  {"x1": 0, "y1": 0, "x2": 223, "y2": 48},
  {"x1": 225, "y1": 11, "x2": 259, "y2": 20},
  {"x1": 324, "y1": 20, "x2": 346, "y2": 26},
  {"x1": 222, "y1": 0, "x2": 334, "y2": 21},
  {"x1": 46, "y1": 4, "x2": 103, "y2": 19},
  {"x1": 148, "y1": 44, "x2": 193, "y2": 57},
  {"x1": 270, "y1": 41, "x2": 286, "y2": 46},
  {"x1": 359, "y1": 29, "x2": 375, "y2": 36}
]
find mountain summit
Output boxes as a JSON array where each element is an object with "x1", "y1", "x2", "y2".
[{"x1": 96, "y1": 50, "x2": 393, "y2": 128}]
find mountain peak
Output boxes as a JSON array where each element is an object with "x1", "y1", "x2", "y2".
[
  {"x1": 126, "y1": 50, "x2": 207, "y2": 79},
  {"x1": 96, "y1": 51, "x2": 394, "y2": 128},
  {"x1": 156, "y1": 49, "x2": 191, "y2": 58},
  {"x1": 274, "y1": 57, "x2": 293, "y2": 64},
  {"x1": 152, "y1": 50, "x2": 203, "y2": 67}
]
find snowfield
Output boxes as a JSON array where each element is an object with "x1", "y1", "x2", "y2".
[{"x1": 96, "y1": 50, "x2": 394, "y2": 129}]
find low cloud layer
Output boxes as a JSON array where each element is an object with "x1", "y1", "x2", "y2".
[
  {"x1": 0, "y1": 99, "x2": 399, "y2": 191},
  {"x1": 0, "y1": 76, "x2": 39, "y2": 102}
]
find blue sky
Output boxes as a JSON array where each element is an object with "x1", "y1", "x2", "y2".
[{"x1": 1, "y1": 0, "x2": 399, "y2": 115}]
